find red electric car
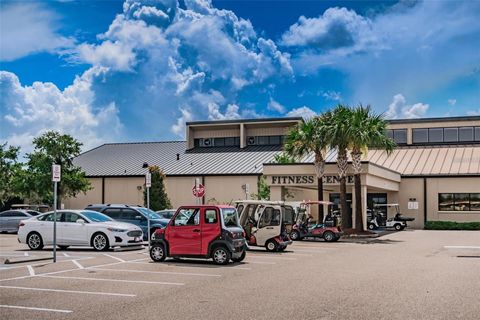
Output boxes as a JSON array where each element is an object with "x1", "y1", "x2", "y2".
[{"x1": 149, "y1": 205, "x2": 246, "y2": 265}]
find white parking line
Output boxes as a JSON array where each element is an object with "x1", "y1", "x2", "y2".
[
  {"x1": 24, "y1": 252, "x2": 29, "y2": 256},
  {"x1": 246, "y1": 261, "x2": 276, "y2": 265},
  {"x1": 0, "y1": 285, "x2": 136, "y2": 297},
  {"x1": 0, "y1": 304, "x2": 72, "y2": 313},
  {"x1": 27, "y1": 265, "x2": 35, "y2": 276},
  {"x1": 38, "y1": 275, "x2": 185, "y2": 286},
  {"x1": 91, "y1": 267, "x2": 221, "y2": 277},
  {"x1": 72, "y1": 260, "x2": 84, "y2": 269},
  {"x1": 62, "y1": 252, "x2": 70, "y2": 257},
  {"x1": 102, "y1": 253, "x2": 126, "y2": 262},
  {"x1": 444, "y1": 246, "x2": 480, "y2": 249},
  {"x1": 247, "y1": 256, "x2": 297, "y2": 260}
]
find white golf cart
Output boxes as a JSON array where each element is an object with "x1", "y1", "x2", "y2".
[
  {"x1": 368, "y1": 203, "x2": 415, "y2": 231},
  {"x1": 235, "y1": 200, "x2": 292, "y2": 252}
]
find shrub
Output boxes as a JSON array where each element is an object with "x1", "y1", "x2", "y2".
[{"x1": 425, "y1": 221, "x2": 480, "y2": 230}]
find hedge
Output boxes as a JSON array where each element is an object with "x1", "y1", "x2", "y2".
[{"x1": 425, "y1": 221, "x2": 480, "y2": 230}]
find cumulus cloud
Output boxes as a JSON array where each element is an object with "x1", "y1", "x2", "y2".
[
  {"x1": 385, "y1": 94, "x2": 429, "y2": 119},
  {"x1": 321, "y1": 90, "x2": 342, "y2": 101},
  {"x1": 0, "y1": 2, "x2": 74, "y2": 61},
  {"x1": 0, "y1": 70, "x2": 123, "y2": 153},
  {"x1": 267, "y1": 98, "x2": 285, "y2": 113},
  {"x1": 286, "y1": 106, "x2": 317, "y2": 119},
  {"x1": 448, "y1": 99, "x2": 457, "y2": 106}
]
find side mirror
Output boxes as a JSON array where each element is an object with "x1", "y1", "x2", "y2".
[{"x1": 76, "y1": 219, "x2": 85, "y2": 224}]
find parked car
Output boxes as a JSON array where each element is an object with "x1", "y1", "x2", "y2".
[
  {"x1": 85, "y1": 204, "x2": 169, "y2": 240},
  {"x1": 0, "y1": 210, "x2": 40, "y2": 233},
  {"x1": 150, "y1": 205, "x2": 246, "y2": 265},
  {"x1": 18, "y1": 210, "x2": 143, "y2": 251},
  {"x1": 156, "y1": 209, "x2": 176, "y2": 220},
  {"x1": 11, "y1": 204, "x2": 50, "y2": 213}
]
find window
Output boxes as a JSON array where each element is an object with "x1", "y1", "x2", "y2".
[
  {"x1": 195, "y1": 137, "x2": 240, "y2": 148},
  {"x1": 387, "y1": 129, "x2": 407, "y2": 144},
  {"x1": 438, "y1": 193, "x2": 480, "y2": 211},
  {"x1": 283, "y1": 206, "x2": 295, "y2": 225},
  {"x1": 221, "y1": 208, "x2": 240, "y2": 227},
  {"x1": 257, "y1": 136, "x2": 269, "y2": 145},
  {"x1": 269, "y1": 136, "x2": 281, "y2": 145},
  {"x1": 63, "y1": 212, "x2": 81, "y2": 223},
  {"x1": 428, "y1": 128, "x2": 443, "y2": 143},
  {"x1": 1, "y1": 211, "x2": 27, "y2": 217},
  {"x1": 214, "y1": 138, "x2": 225, "y2": 147},
  {"x1": 174, "y1": 208, "x2": 199, "y2": 226},
  {"x1": 103, "y1": 208, "x2": 122, "y2": 219},
  {"x1": 205, "y1": 209, "x2": 218, "y2": 224},
  {"x1": 43, "y1": 213, "x2": 62, "y2": 222},
  {"x1": 258, "y1": 207, "x2": 280, "y2": 228},
  {"x1": 194, "y1": 139, "x2": 200, "y2": 147},
  {"x1": 225, "y1": 137, "x2": 236, "y2": 146},
  {"x1": 412, "y1": 128, "x2": 428, "y2": 143},
  {"x1": 444, "y1": 127, "x2": 458, "y2": 142},
  {"x1": 122, "y1": 209, "x2": 142, "y2": 220},
  {"x1": 475, "y1": 127, "x2": 480, "y2": 142},
  {"x1": 459, "y1": 127, "x2": 474, "y2": 142}
]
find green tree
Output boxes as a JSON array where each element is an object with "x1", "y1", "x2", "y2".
[
  {"x1": 251, "y1": 175, "x2": 270, "y2": 200},
  {"x1": 18, "y1": 131, "x2": 91, "y2": 207},
  {"x1": 349, "y1": 105, "x2": 395, "y2": 231},
  {"x1": 144, "y1": 165, "x2": 172, "y2": 210},
  {"x1": 0, "y1": 143, "x2": 22, "y2": 206},
  {"x1": 273, "y1": 152, "x2": 296, "y2": 164},
  {"x1": 325, "y1": 105, "x2": 352, "y2": 228},
  {"x1": 284, "y1": 116, "x2": 330, "y2": 221}
]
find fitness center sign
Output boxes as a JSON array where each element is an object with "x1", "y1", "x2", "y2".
[{"x1": 270, "y1": 175, "x2": 354, "y2": 186}]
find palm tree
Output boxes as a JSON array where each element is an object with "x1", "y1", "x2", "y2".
[
  {"x1": 349, "y1": 105, "x2": 396, "y2": 231},
  {"x1": 284, "y1": 116, "x2": 329, "y2": 221},
  {"x1": 325, "y1": 105, "x2": 352, "y2": 228}
]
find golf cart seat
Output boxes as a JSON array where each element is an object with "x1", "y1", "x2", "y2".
[{"x1": 394, "y1": 213, "x2": 415, "y2": 222}]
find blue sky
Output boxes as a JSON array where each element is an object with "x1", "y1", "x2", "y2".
[{"x1": 1, "y1": 0, "x2": 479, "y2": 153}]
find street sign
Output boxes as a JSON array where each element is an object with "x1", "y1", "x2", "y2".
[
  {"x1": 52, "y1": 164, "x2": 61, "y2": 182},
  {"x1": 145, "y1": 173, "x2": 151, "y2": 188},
  {"x1": 192, "y1": 183, "x2": 205, "y2": 198}
]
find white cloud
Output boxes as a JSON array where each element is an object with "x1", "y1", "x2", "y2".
[
  {"x1": 286, "y1": 106, "x2": 317, "y2": 119},
  {"x1": 171, "y1": 108, "x2": 193, "y2": 136},
  {"x1": 466, "y1": 109, "x2": 480, "y2": 116},
  {"x1": 0, "y1": 2, "x2": 74, "y2": 61},
  {"x1": 448, "y1": 99, "x2": 457, "y2": 106},
  {"x1": 385, "y1": 94, "x2": 429, "y2": 119},
  {"x1": 267, "y1": 98, "x2": 285, "y2": 113},
  {"x1": 321, "y1": 90, "x2": 342, "y2": 101},
  {"x1": 207, "y1": 103, "x2": 241, "y2": 120},
  {"x1": 0, "y1": 70, "x2": 123, "y2": 153}
]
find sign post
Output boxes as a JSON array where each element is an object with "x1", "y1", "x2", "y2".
[
  {"x1": 145, "y1": 172, "x2": 151, "y2": 251},
  {"x1": 52, "y1": 164, "x2": 61, "y2": 263},
  {"x1": 192, "y1": 179, "x2": 205, "y2": 204}
]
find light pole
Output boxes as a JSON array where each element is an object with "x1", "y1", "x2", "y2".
[{"x1": 142, "y1": 162, "x2": 151, "y2": 252}]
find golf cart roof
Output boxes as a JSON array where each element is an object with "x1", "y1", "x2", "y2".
[
  {"x1": 235, "y1": 200, "x2": 284, "y2": 205},
  {"x1": 301, "y1": 201, "x2": 334, "y2": 205},
  {"x1": 373, "y1": 203, "x2": 399, "y2": 207}
]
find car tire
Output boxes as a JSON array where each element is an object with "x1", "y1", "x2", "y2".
[
  {"x1": 368, "y1": 223, "x2": 376, "y2": 230},
  {"x1": 231, "y1": 250, "x2": 246, "y2": 263},
  {"x1": 394, "y1": 224, "x2": 402, "y2": 231},
  {"x1": 212, "y1": 246, "x2": 231, "y2": 265},
  {"x1": 290, "y1": 230, "x2": 300, "y2": 241},
  {"x1": 27, "y1": 232, "x2": 44, "y2": 250},
  {"x1": 59, "y1": 246, "x2": 69, "y2": 250},
  {"x1": 91, "y1": 232, "x2": 109, "y2": 251},
  {"x1": 150, "y1": 244, "x2": 166, "y2": 262},
  {"x1": 323, "y1": 231, "x2": 335, "y2": 242},
  {"x1": 265, "y1": 239, "x2": 278, "y2": 252}
]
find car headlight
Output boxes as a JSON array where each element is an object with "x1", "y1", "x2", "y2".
[{"x1": 107, "y1": 227, "x2": 127, "y2": 232}]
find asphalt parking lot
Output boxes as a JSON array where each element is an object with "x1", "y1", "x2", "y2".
[{"x1": 1, "y1": 230, "x2": 479, "y2": 320}]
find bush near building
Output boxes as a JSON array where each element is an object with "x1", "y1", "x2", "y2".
[{"x1": 425, "y1": 221, "x2": 480, "y2": 230}]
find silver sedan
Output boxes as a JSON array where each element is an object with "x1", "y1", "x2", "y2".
[{"x1": 0, "y1": 210, "x2": 39, "y2": 233}]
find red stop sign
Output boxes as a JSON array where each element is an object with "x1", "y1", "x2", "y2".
[{"x1": 192, "y1": 184, "x2": 205, "y2": 198}]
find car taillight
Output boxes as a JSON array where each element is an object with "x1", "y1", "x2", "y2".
[{"x1": 19, "y1": 222, "x2": 25, "y2": 227}]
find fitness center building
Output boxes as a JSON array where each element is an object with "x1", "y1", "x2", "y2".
[{"x1": 65, "y1": 116, "x2": 480, "y2": 229}]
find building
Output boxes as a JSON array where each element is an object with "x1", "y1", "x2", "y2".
[{"x1": 65, "y1": 116, "x2": 480, "y2": 229}]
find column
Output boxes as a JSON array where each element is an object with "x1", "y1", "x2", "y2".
[
  {"x1": 362, "y1": 185, "x2": 368, "y2": 231},
  {"x1": 270, "y1": 186, "x2": 282, "y2": 201},
  {"x1": 351, "y1": 185, "x2": 356, "y2": 228},
  {"x1": 240, "y1": 123, "x2": 245, "y2": 149}
]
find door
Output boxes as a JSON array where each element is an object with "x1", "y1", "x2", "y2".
[
  {"x1": 58, "y1": 212, "x2": 88, "y2": 245},
  {"x1": 255, "y1": 206, "x2": 281, "y2": 246},
  {"x1": 37, "y1": 212, "x2": 62, "y2": 245},
  {"x1": 122, "y1": 209, "x2": 147, "y2": 235},
  {"x1": 201, "y1": 208, "x2": 221, "y2": 255},
  {"x1": 168, "y1": 208, "x2": 202, "y2": 255},
  {"x1": 0, "y1": 211, "x2": 29, "y2": 231}
]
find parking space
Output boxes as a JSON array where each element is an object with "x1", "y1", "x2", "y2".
[{"x1": 1, "y1": 231, "x2": 479, "y2": 320}]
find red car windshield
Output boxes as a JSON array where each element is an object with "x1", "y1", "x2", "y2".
[{"x1": 221, "y1": 208, "x2": 240, "y2": 228}]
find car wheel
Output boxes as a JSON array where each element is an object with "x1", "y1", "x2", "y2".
[
  {"x1": 59, "y1": 246, "x2": 69, "y2": 250},
  {"x1": 150, "y1": 244, "x2": 166, "y2": 262},
  {"x1": 290, "y1": 230, "x2": 300, "y2": 241},
  {"x1": 265, "y1": 239, "x2": 278, "y2": 252},
  {"x1": 212, "y1": 246, "x2": 231, "y2": 265},
  {"x1": 323, "y1": 231, "x2": 335, "y2": 242},
  {"x1": 368, "y1": 223, "x2": 376, "y2": 230},
  {"x1": 27, "y1": 232, "x2": 44, "y2": 250},
  {"x1": 394, "y1": 224, "x2": 402, "y2": 231},
  {"x1": 231, "y1": 250, "x2": 246, "y2": 263},
  {"x1": 91, "y1": 232, "x2": 109, "y2": 251}
]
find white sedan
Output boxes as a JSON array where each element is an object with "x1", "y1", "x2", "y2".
[{"x1": 18, "y1": 210, "x2": 143, "y2": 251}]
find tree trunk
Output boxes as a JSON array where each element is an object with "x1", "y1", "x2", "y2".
[
  {"x1": 339, "y1": 176, "x2": 350, "y2": 228},
  {"x1": 317, "y1": 177, "x2": 324, "y2": 222},
  {"x1": 354, "y1": 173, "x2": 363, "y2": 231}
]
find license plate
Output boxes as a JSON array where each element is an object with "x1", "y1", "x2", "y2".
[{"x1": 135, "y1": 237, "x2": 141, "y2": 242}]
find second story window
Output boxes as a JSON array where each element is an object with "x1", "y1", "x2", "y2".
[
  {"x1": 387, "y1": 129, "x2": 407, "y2": 144},
  {"x1": 412, "y1": 126, "x2": 480, "y2": 144}
]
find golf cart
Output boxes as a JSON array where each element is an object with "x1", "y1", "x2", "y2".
[
  {"x1": 289, "y1": 201, "x2": 343, "y2": 242},
  {"x1": 235, "y1": 200, "x2": 292, "y2": 252},
  {"x1": 368, "y1": 204, "x2": 415, "y2": 231}
]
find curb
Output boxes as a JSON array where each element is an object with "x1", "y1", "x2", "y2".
[{"x1": 4, "y1": 256, "x2": 53, "y2": 265}]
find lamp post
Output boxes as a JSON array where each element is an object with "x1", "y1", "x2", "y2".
[{"x1": 142, "y1": 162, "x2": 151, "y2": 252}]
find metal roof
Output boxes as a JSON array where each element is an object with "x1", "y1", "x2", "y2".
[
  {"x1": 75, "y1": 142, "x2": 480, "y2": 177},
  {"x1": 74, "y1": 141, "x2": 283, "y2": 176}
]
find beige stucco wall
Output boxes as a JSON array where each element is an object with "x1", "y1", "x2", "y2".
[
  {"x1": 164, "y1": 176, "x2": 202, "y2": 207},
  {"x1": 64, "y1": 178, "x2": 103, "y2": 209},
  {"x1": 426, "y1": 177, "x2": 480, "y2": 222},
  {"x1": 203, "y1": 176, "x2": 259, "y2": 205},
  {"x1": 104, "y1": 177, "x2": 145, "y2": 206},
  {"x1": 396, "y1": 178, "x2": 425, "y2": 229}
]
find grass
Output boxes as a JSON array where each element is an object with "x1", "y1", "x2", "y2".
[{"x1": 425, "y1": 221, "x2": 480, "y2": 230}]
